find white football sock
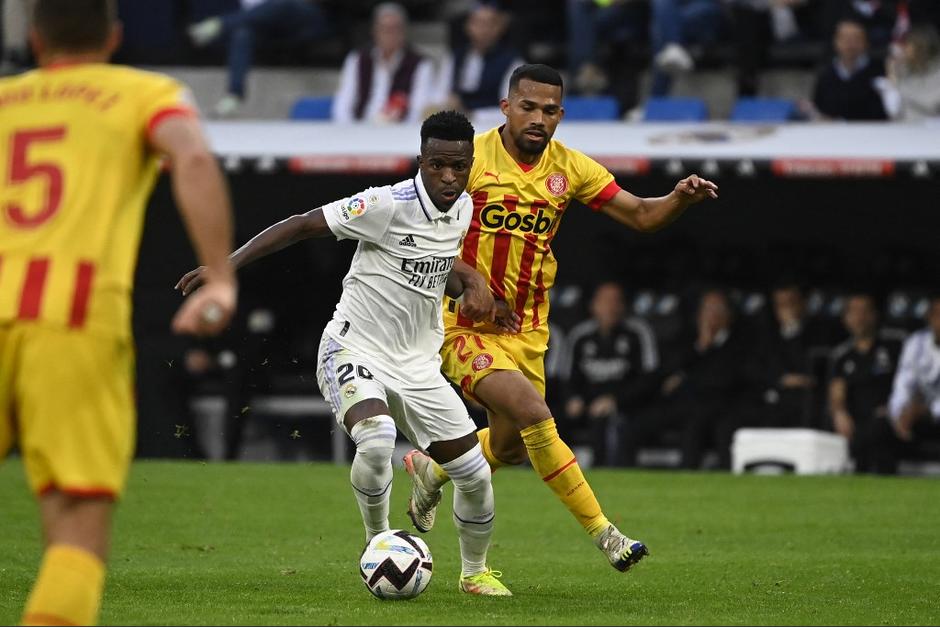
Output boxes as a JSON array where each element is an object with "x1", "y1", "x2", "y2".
[
  {"x1": 440, "y1": 444, "x2": 494, "y2": 576},
  {"x1": 349, "y1": 415, "x2": 397, "y2": 542}
]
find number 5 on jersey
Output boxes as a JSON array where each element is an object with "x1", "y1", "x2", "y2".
[{"x1": 5, "y1": 126, "x2": 67, "y2": 228}]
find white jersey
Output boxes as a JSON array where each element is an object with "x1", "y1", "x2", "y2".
[
  {"x1": 889, "y1": 328, "x2": 940, "y2": 423},
  {"x1": 321, "y1": 172, "x2": 473, "y2": 378}
]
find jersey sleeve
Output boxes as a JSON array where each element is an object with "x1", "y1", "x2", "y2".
[
  {"x1": 570, "y1": 149, "x2": 621, "y2": 211},
  {"x1": 138, "y1": 73, "x2": 198, "y2": 142},
  {"x1": 321, "y1": 186, "x2": 396, "y2": 243}
]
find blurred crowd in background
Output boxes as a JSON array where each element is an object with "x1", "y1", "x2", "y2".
[
  {"x1": 4, "y1": 0, "x2": 938, "y2": 472},
  {"x1": 167, "y1": 274, "x2": 940, "y2": 476},
  {"x1": 3, "y1": 0, "x2": 940, "y2": 122}
]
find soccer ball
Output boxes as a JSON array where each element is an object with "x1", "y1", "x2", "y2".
[{"x1": 359, "y1": 529, "x2": 433, "y2": 600}]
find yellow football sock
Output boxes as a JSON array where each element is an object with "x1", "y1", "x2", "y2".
[
  {"x1": 21, "y1": 544, "x2": 105, "y2": 626},
  {"x1": 521, "y1": 418, "x2": 610, "y2": 537}
]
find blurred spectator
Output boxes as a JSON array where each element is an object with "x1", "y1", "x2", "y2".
[
  {"x1": 332, "y1": 2, "x2": 435, "y2": 123},
  {"x1": 647, "y1": 0, "x2": 724, "y2": 97},
  {"x1": 1, "y1": 0, "x2": 29, "y2": 72},
  {"x1": 880, "y1": 294, "x2": 940, "y2": 472},
  {"x1": 566, "y1": 0, "x2": 646, "y2": 96},
  {"x1": 803, "y1": 18, "x2": 888, "y2": 120},
  {"x1": 567, "y1": 0, "x2": 723, "y2": 104},
  {"x1": 187, "y1": 0, "x2": 335, "y2": 117},
  {"x1": 433, "y1": 1, "x2": 524, "y2": 119},
  {"x1": 827, "y1": 292, "x2": 905, "y2": 473},
  {"x1": 728, "y1": 0, "x2": 819, "y2": 96},
  {"x1": 624, "y1": 288, "x2": 749, "y2": 470},
  {"x1": 821, "y1": 0, "x2": 899, "y2": 50},
  {"x1": 749, "y1": 283, "x2": 834, "y2": 429},
  {"x1": 561, "y1": 282, "x2": 659, "y2": 467},
  {"x1": 878, "y1": 24, "x2": 940, "y2": 120}
]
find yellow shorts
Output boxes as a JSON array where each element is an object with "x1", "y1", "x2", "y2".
[
  {"x1": 441, "y1": 325, "x2": 549, "y2": 403},
  {"x1": 0, "y1": 323, "x2": 136, "y2": 499}
]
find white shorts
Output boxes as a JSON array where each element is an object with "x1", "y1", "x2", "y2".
[{"x1": 316, "y1": 333, "x2": 475, "y2": 450}]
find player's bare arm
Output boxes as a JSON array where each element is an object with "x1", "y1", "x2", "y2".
[
  {"x1": 829, "y1": 377, "x2": 855, "y2": 439},
  {"x1": 176, "y1": 208, "x2": 330, "y2": 295},
  {"x1": 151, "y1": 115, "x2": 237, "y2": 335},
  {"x1": 450, "y1": 258, "x2": 494, "y2": 320},
  {"x1": 447, "y1": 260, "x2": 521, "y2": 333},
  {"x1": 600, "y1": 174, "x2": 719, "y2": 233}
]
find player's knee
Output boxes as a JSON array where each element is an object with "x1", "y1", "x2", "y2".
[
  {"x1": 350, "y1": 414, "x2": 396, "y2": 468},
  {"x1": 449, "y1": 451, "x2": 492, "y2": 496},
  {"x1": 501, "y1": 397, "x2": 552, "y2": 431}
]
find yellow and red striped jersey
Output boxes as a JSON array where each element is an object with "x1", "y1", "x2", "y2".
[
  {"x1": 444, "y1": 126, "x2": 620, "y2": 332},
  {"x1": 0, "y1": 63, "x2": 194, "y2": 338}
]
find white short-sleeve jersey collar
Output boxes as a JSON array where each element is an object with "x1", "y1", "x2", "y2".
[{"x1": 413, "y1": 171, "x2": 464, "y2": 223}]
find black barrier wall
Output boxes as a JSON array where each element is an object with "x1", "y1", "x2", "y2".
[{"x1": 132, "y1": 172, "x2": 940, "y2": 457}]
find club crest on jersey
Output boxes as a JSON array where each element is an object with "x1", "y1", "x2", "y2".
[
  {"x1": 472, "y1": 353, "x2": 494, "y2": 372},
  {"x1": 545, "y1": 172, "x2": 569, "y2": 197},
  {"x1": 341, "y1": 197, "x2": 367, "y2": 221},
  {"x1": 344, "y1": 384, "x2": 357, "y2": 398}
]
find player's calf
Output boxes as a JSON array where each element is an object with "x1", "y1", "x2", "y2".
[
  {"x1": 348, "y1": 415, "x2": 397, "y2": 542},
  {"x1": 438, "y1": 444, "x2": 509, "y2": 595}
]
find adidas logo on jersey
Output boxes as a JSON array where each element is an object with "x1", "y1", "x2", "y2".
[{"x1": 398, "y1": 235, "x2": 417, "y2": 247}]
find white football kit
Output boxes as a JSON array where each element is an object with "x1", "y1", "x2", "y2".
[{"x1": 316, "y1": 172, "x2": 475, "y2": 449}]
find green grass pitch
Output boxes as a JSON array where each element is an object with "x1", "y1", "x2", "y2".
[{"x1": 2, "y1": 460, "x2": 939, "y2": 625}]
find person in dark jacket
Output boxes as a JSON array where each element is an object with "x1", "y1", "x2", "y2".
[
  {"x1": 624, "y1": 288, "x2": 749, "y2": 470},
  {"x1": 806, "y1": 18, "x2": 888, "y2": 120},
  {"x1": 827, "y1": 292, "x2": 905, "y2": 473},
  {"x1": 433, "y1": 1, "x2": 525, "y2": 117},
  {"x1": 562, "y1": 282, "x2": 659, "y2": 467}
]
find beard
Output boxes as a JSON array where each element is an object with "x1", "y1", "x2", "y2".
[{"x1": 513, "y1": 132, "x2": 548, "y2": 156}]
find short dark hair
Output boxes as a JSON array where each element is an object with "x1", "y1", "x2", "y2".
[
  {"x1": 508, "y1": 63, "x2": 564, "y2": 96},
  {"x1": 771, "y1": 275, "x2": 806, "y2": 296},
  {"x1": 843, "y1": 289, "x2": 882, "y2": 314},
  {"x1": 34, "y1": 0, "x2": 116, "y2": 51},
  {"x1": 420, "y1": 110, "x2": 475, "y2": 148},
  {"x1": 835, "y1": 17, "x2": 868, "y2": 37}
]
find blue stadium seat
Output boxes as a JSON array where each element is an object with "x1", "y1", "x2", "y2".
[
  {"x1": 290, "y1": 97, "x2": 334, "y2": 120},
  {"x1": 642, "y1": 97, "x2": 709, "y2": 122},
  {"x1": 730, "y1": 98, "x2": 796, "y2": 122},
  {"x1": 562, "y1": 96, "x2": 620, "y2": 121}
]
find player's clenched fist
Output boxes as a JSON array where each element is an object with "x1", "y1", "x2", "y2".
[{"x1": 172, "y1": 273, "x2": 237, "y2": 336}]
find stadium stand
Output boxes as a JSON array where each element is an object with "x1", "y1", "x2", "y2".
[
  {"x1": 290, "y1": 96, "x2": 334, "y2": 120},
  {"x1": 562, "y1": 95, "x2": 621, "y2": 121},
  {"x1": 642, "y1": 96, "x2": 709, "y2": 121},
  {"x1": 730, "y1": 97, "x2": 797, "y2": 122}
]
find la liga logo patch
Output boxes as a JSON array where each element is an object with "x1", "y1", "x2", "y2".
[
  {"x1": 347, "y1": 197, "x2": 367, "y2": 216},
  {"x1": 472, "y1": 353, "x2": 494, "y2": 372}
]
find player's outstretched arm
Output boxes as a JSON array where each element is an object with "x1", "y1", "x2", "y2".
[
  {"x1": 176, "y1": 208, "x2": 331, "y2": 295},
  {"x1": 151, "y1": 116, "x2": 237, "y2": 335},
  {"x1": 600, "y1": 174, "x2": 718, "y2": 233}
]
